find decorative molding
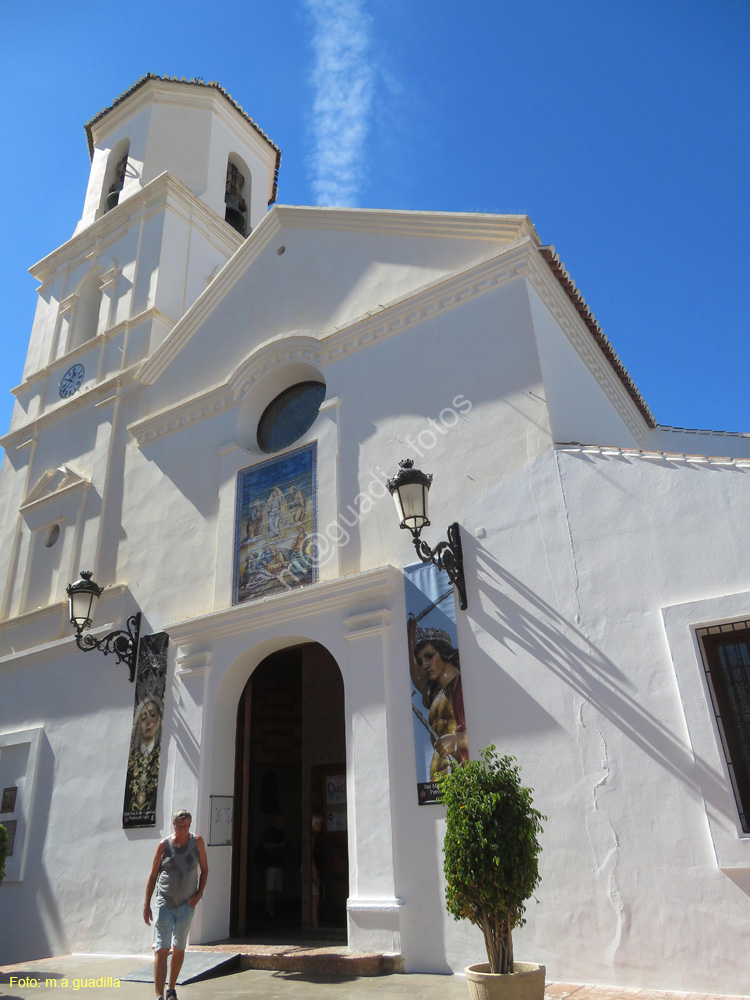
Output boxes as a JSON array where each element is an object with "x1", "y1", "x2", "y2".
[
  {"x1": 272, "y1": 204, "x2": 538, "y2": 242},
  {"x1": 1, "y1": 362, "x2": 143, "y2": 450},
  {"x1": 344, "y1": 608, "x2": 391, "y2": 640},
  {"x1": 539, "y1": 245, "x2": 654, "y2": 427},
  {"x1": 168, "y1": 566, "x2": 400, "y2": 652},
  {"x1": 347, "y1": 897, "x2": 403, "y2": 912},
  {"x1": 20, "y1": 465, "x2": 90, "y2": 514},
  {"x1": 130, "y1": 386, "x2": 239, "y2": 446},
  {"x1": 59, "y1": 294, "x2": 79, "y2": 317},
  {"x1": 175, "y1": 650, "x2": 212, "y2": 678},
  {"x1": 95, "y1": 394, "x2": 120, "y2": 410},
  {"x1": 0, "y1": 599, "x2": 68, "y2": 636},
  {"x1": 556, "y1": 442, "x2": 750, "y2": 469},
  {"x1": 129, "y1": 216, "x2": 655, "y2": 453},
  {"x1": 86, "y1": 75, "x2": 280, "y2": 166},
  {"x1": 658, "y1": 425, "x2": 750, "y2": 441},
  {"x1": 526, "y1": 254, "x2": 650, "y2": 446},
  {"x1": 99, "y1": 266, "x2": 120, "y2": 291},
  {"x1": 0, "y1": 585, "x2": 130, "y2": 665},
  {"x1": 129, "y1": 239, "x2": 535, "y2": 446},
  {"x1": 135, "y1": 207, "x2": 538, "y2": 387},
  {"x1": 11, "y1": 309, "x2": 176, "y2": 397},
  {"x1": 30, "y1": 172, "x2": 240, "y2": 284}
]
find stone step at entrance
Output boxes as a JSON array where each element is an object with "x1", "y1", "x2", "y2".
[{"x1": 189, "y1": 942, "x2": 401, "y2": 977}]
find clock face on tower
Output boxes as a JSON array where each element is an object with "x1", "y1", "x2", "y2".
[{"x1": 59, "y1": 363, "x2": 85, "y2": 399}]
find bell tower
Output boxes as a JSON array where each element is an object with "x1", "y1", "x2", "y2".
[
  {"x1": 77, "y1": 75, "x2": 280, "y2": 237},
  {"x1": 0, "y1": 77, "x2": 280, "y2": 624},
  {"x1": 9, "y1": 75, "x2": 281, "y2": 437}
]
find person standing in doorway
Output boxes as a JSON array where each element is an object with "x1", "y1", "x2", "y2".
[
  {"x1": 261, "y1": 811, "x2": 287, "y2": 917},
  {"x1": 143, "y1": 810, "x2": 208, "y2": 1000},
  {"x1": 311, "y1": 813, "x2": 325, "y2": 928}
]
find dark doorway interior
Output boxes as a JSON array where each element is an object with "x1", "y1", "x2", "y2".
[{"x1": 230, "y1": 642, "x2": 347, "y2": 939}]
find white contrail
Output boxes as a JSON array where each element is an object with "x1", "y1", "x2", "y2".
[{"x1": 304, "y1": 0, "x2": 375, "y2": 206}]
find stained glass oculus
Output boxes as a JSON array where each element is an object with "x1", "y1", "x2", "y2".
[{"x1": 257, "y1": 381, "x2": 326, "y2": 454}]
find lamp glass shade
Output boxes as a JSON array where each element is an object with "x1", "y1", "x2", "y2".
[
  {"x1": 66, "y1": 573, "x2": 102, "y2": 632},
  {"x1": 394, "y1": 480, "x2": 430, "y2": 532},
  {"x1": 69, "y1": 588, "x2": 97, "y2": 631}
]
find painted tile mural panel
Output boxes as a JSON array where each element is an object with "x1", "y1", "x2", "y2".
[{"x1": 234, "y1": 444, "x2": 317, "y2": 604}]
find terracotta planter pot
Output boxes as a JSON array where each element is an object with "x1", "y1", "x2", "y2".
[{"x1": 465, "y1": 962, "x2": 546, "y2": 1000}]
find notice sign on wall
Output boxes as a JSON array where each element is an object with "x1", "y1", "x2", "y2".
[
  {"x1": 208, "y1": 795, "x2": 233, "y2": 846},
  {"x1": 325, "y1": 774, "x2": 346, "y2": 805},
  {"x1": 325, "y1": 772, "x2": 346, "y2": 831},
  {"x1": 404, "y1": 562, "x2": 468, "y2": 805},
  {"x1": 122, "y1": 632, "x2": 169, "y2": 829}
]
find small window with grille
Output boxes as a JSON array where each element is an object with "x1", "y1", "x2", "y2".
[{"x1": 696, "y1": 621, "x2": 750, "y2": 834}]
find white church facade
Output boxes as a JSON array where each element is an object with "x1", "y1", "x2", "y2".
[{"x1": 0, "y1": 76, "x2": 749, "y2": 994}]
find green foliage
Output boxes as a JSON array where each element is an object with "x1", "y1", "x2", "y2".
[
  {"x1": 438, "y1": 746, "x2": 545, "y2": 974},
  {"x1": 0, "y1": 822, "x2": 8, "y2": 887}
]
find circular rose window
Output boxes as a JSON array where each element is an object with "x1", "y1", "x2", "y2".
[{"x1": 257, "y1": 381, "x2": 326, "y2": 454}]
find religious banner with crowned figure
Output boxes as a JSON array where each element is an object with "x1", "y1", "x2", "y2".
[
  {"x1": 404, "y1": 562, "x2": 468, "y2": 805},
  {"x1": 233, "y1": 443, "x2": 317, "y2": 605},
  {"x1": 122, "y1": 632, "x2": 169, "y2": 828}
]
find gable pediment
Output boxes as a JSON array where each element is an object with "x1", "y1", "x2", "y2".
[
  {"x1": 134, "y1": 205, "x2": 537, "y2": 393},
  {"x1": 21, "y1": 465, "x2": 90, "y2": 514}
]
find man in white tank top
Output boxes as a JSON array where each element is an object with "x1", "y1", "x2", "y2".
[{"x1": 143, "y1": 810, "x2": 209, "y2": 1000}]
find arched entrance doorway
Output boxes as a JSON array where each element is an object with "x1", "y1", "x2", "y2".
[{"x1": 230, "y1": 642, "x2": 348, "y2": 938}]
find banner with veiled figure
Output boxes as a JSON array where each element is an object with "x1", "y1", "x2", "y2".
[
  {"x1": 404, "y1": 562, "x2": 468, "y2": 805},
  {"x1": 233, "y1": 443, "x2": 317, "y2": 605},
  {"x1": 123, "y1": 632, "x2": 169, "y2": 829}
]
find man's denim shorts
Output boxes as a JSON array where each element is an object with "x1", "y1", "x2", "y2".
[{"x1": 153, "y1": 902, "x2": 195, "y2": 951}]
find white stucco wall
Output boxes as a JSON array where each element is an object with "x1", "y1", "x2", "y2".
[{"x1": 2, "y1": 79, "x2": 749, "y2": 994}]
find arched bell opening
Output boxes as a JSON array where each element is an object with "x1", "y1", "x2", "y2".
[
  {"x1": 225, "y1": 153, "x2": 251, "y2": 237},
  {"x1": 99, "y1": 137, "x2": 130, "y2": 216},
  {"x1": 230, "y1": 641, "x2": 347, "y2": 940}
]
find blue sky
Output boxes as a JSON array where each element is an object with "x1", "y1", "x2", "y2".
[{"x1": 1, "y1": 0, "x2": 748, "y2": 439}]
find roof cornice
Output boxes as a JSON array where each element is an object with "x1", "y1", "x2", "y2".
[
  {"x1": 30, "y1": 172, "x2": 242, "y2": 283},
  {"x1": 557, "y1": 442, "x2": 750, "y2": 468},
  {"x1": 131, "y1": 235, "x2": 651, "y2": 448},
  {"x1": 129, "y1": 238, "x2": 538, "y2": 445},
  {"x1": 167, "y1": 565, "x2": 400, "y2": 650},
  {"x1": 135, "y1": 207, "x2": 537, "y2": 387},
  {"x1": 525, "y1": 249, "x2": 652, "y2": 444},
  {"x1": 539, "y1": 246, "x2": 655, "y2": 428},
  {"x1": 0, "y1": 363, "x2": 141, "y2": 452},
  {"x1": 272, "y1": 205, "x2": 538, "y2": 241}
]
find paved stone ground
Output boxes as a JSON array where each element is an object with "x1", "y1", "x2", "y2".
[{"x1": 1, "y1": 955, "x2": 748, "y2": 1000}]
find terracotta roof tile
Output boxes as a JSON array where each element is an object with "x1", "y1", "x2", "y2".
[{"x1": 540, "y1": 245, "x2": 656, "y2": 428}]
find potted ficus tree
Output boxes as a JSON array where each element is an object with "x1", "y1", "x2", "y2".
[{"x1": 438, "y1": 745, "x2": 545, "y2": 1000}]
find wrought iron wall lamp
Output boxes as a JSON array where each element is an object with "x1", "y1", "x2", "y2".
[
  {"x1": 66, "y1": 571, "x2": 141, "y2": 682},
  {"x1": 386, "y1": 459, "x2": 468, "y2": 611}
]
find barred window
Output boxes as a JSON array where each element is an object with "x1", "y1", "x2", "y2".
[{"x1": 696, "y1": 621, "x2": 750, "y2": 834}]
